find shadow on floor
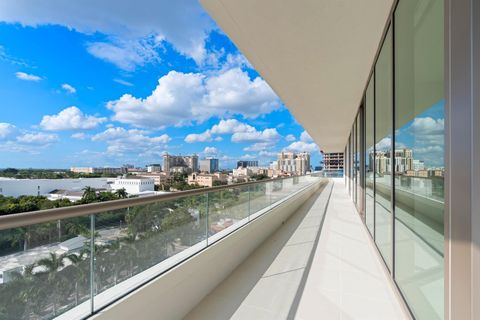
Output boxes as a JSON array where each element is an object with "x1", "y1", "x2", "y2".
[{"x1": 185, "y1": 181, "x2": 334, "y2": 320}]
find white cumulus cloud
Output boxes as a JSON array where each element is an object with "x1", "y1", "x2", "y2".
[
  {"x1": 409, "y1": 117, "x2": 444, "y2": 136},
  {"x1": 0, "y1": 123, "x2": 16, "y2": 139},
  {"x1": 185, "y1": 119, "x2": 280, "y2": 145},
  {"x1": 284, "y1": 141, "x2": 319, "y2": 153},
  {"x1": 92, "y1": 127, "x2": 170, "y2": 155},
  {"x1": 40, "y1": 106, "x2": 107, "y2": 131},
  {"x1": 243, "y1": 142, "x2": 275, "y2": 152},
  {"x1": 285, "y1": 134, "x2": 296, "y2": 142},
  {"x1": 16, "y1": 132, "x2": 58, "y2": 144},
  {"x1": 231, "y1": 128, "x2": 280, "y2": 143},
  {"x1": 108, "y1": 68, "x2": 280, "y2": 129},
  {"x1": 71, "y1": 132, "x2": 89, "y2": 140},
  {"x1": 300, "y1": 130, "x2": 314, "y2": 142},
  {"x1": 0, "y1": 0, "x2": 215, "y2": 67},
  {"x1": 185, "y1": 131, "x2": 213, "y2": 143},
  {"x1": 210, "y1": 119, "x2": 256, "y2": 134},
  {"x1": 86, "y1": 39, "x2": 160, "y2": 71},
  {"x1": 61, "y1": 83, "x2": 76, "y2": 94},
  {"x1": 15, "y1": 71, "x2": 41, "y2": 81},
  {"x1": 203, "y1": 146, "x2": 218, "y2": 155}
]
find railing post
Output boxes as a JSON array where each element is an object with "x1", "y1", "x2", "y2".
[
  {"x1": 90, "y1": 213, "x2": 95, "y2": 315},
  {"x1": 270, "y1": 182, "x2": 273, "y2": 206},
  {"x1": 248, "y1": 185, "x2": 251, "y2": 222},
  {"x1": 205, "y1": 192, "x2": 209, "y2": 247}
]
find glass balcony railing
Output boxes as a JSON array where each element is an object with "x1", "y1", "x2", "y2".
[{"x1": 0, "y1": 175, "x2": 321, "y2": 320}]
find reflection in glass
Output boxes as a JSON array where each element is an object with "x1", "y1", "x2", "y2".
[
  {"x1": 355, "y1": 114, "x2": 361, "y2": 208},
  {"x1": 93, "y1": 195, "x2": 208, "y2": 310},
  {"x1": 208, "y1": 186, "x2": 249, "y2": 239},
  {"x1": 394, "y1": 0, "x2": 444, "y2": 318},
  {"x1": 365, "y1": 77, "x2": 375, "y2": 236},
  {"x1": 353, "y1": 123, "x2": 357, "y2": 203},
  {"x1": 374, "y1": 26, "x2": 393, "y2": 270},
  {"x1": 0, "y1": 217, "x2": 92, "y2": 319}
]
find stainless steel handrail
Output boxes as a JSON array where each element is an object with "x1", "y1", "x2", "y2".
[{"x1": 0, "y1": 174, "x2": 316, "y2": 230}]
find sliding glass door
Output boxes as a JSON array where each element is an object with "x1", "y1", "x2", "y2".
[
  {"x1": 393, "y1": 0, "x2": 444, "y2": 318},
  {"x1": 374, "y1": 26, "x2": 393, "y2": 271}
]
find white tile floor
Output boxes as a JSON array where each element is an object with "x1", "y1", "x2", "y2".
[{"x1": 185, "y1": 179, "x2": 409, "y2": 320}]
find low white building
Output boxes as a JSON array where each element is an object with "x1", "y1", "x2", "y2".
[
  {"x1": 146, "y1": 164, "x2": 162, "y2": 173},
  {"x1": 111, "y1": 177, "x2": 155, "y2": 195},
  {"x1": 0, "y1": 177, "x2": 114, "y2": 198},
  {"x1": 232, "y1": 167, "x2": 253, "y2": 178}
]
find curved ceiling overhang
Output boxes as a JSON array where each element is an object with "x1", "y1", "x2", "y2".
[{"x1": 200, "y1": 0, "x2": 395, "y2": 152}]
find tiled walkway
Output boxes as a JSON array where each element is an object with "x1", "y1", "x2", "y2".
[{"x1": 185, "y1": 178, "x2": 408, "y2": 320}]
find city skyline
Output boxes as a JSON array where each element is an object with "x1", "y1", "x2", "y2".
[{"x1": 0, "y1": 2, "x2": 321, "y2": 169}]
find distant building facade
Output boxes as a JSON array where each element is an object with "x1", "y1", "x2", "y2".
[
  {"x1": 137, "y1": 173, "x2": 170, "y2": 185},
  {"x1": 146, "y1": 164, "x2": 162, "y2": 173},
  {"x1": 200, "y1": 158, "x2": 219, "y2": 173},
  {"x1": 237, "y1": 160, "x2": 259, "y2": 168},
  {"x1": 322, "y1": 152, "x2": 344, "y2": 172},
  {"x1": 276, "y1": 152, "x2": 311, "y2": 175},
  {"x1": 233, "y1": 167, "x2": 253, "y2": 178},
  {"x1": 70, "y1": 167, "x2": 127, "y2": 175},
  {"x1": 111, "y1": 177, "x2": 155, "y2": 194},
  {"x1": 187, "y1": 172, "x2": 226, "y2": 187},
  {"x1": 163, "y1": 154, "x2": 198, "y2": 173}
]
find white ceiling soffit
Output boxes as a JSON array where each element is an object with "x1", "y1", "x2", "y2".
[{"x1": 200, "y1": 0, "x2": 394, "y2": 152}]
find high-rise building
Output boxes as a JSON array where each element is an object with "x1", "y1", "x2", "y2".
[
  {"x1": 322, "y1": 152, "x2": 344, "y2": 172},
  {"x1": 200, "y1": 158, "x2": 219, "y2": 173},
  {"x1": 163, "y1": 154, "x2": 199, "y2": 173},
  {"x1": 237, "y1": 160, "x2": 259, "y2": 168},
  {"x1": 277, "y1": 152, "x2": 310, "y2": 175}
]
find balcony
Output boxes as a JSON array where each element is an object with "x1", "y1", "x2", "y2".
[{"x1": 0, "y1": 176, "x2": 411, "y2": 319}]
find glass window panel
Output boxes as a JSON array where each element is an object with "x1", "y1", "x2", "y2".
[
  {"x1": 374, "y1": 26, "x2": 393, "y2": 270},
  {"x1": 366, "y1": 76, "x2": 375, "y2": 236},
  {"x1": 0, "y1": 217, "x2": 92, "y2": 319},
  {"x1": 356, "y1": 114, "x2": 361, "y2": 206},
  {"x1": 353, "y1": 124, "x2": 356, "y2": 202},
  {"x1": 94, "y1": 195, "x2": 208, "y2": 310},
  {"x1": 394, "y1": 0, "x2": 444, "y2": 318}
]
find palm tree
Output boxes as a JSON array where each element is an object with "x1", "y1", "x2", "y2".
[
  {"x1": 64, "y1": 252, "x2": 88, "y2": 306},
  {"x1": 82, "y1": 186, "x2": 97, "y2": 203},
  {"x1": 37, "y1": 253, "x2": 68, "y2": 316},
  {"x1": 114, "y1": 188, "x2": 128, "y2": 199}
]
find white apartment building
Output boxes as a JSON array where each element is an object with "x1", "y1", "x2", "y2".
[
  {"x1": 232, "y1": 167, "x2": 253, "y2": 178},
  {"x1": 111, "y1": 177, "x2": 155, "y2": 195},
  {"x1": 163, "y1": 154, "x2": 198, "y2": 173},
  {"x1": 70, "y1": 167, "x2": 126, "y2": 174},
  {"x1": 146, "y1": 164, "x2": 162, "y2": 173},
  {"x1": 277, "y1": 152, "x2": 311, "y2": 175},
  {"x1": 136, "y1": 173, "x2": 169, "y2": 185}
]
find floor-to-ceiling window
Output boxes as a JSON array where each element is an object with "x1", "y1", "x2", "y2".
[
  {"x1": 365, "y1": 77, "x2": 375, "y2": 236},
  {"x1": 345, "y1": 0, "x2": 444, "y2": 316},
  {"x1": 374, "y1": 25, "x2": 393, "y2": 271},
  {"x1": 351, "y1": 122, "x2": 357, "y2": 203},
  {"x1": 393, "y1": 0, "x2": 444, "y2": 318},
  {"x1": 355, "y1": 113, "x2": 361, "y2": 208}
]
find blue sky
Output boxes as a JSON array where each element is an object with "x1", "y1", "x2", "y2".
[{"x1": 0, "y1": 1, "x2": 320, "y2": 169}]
